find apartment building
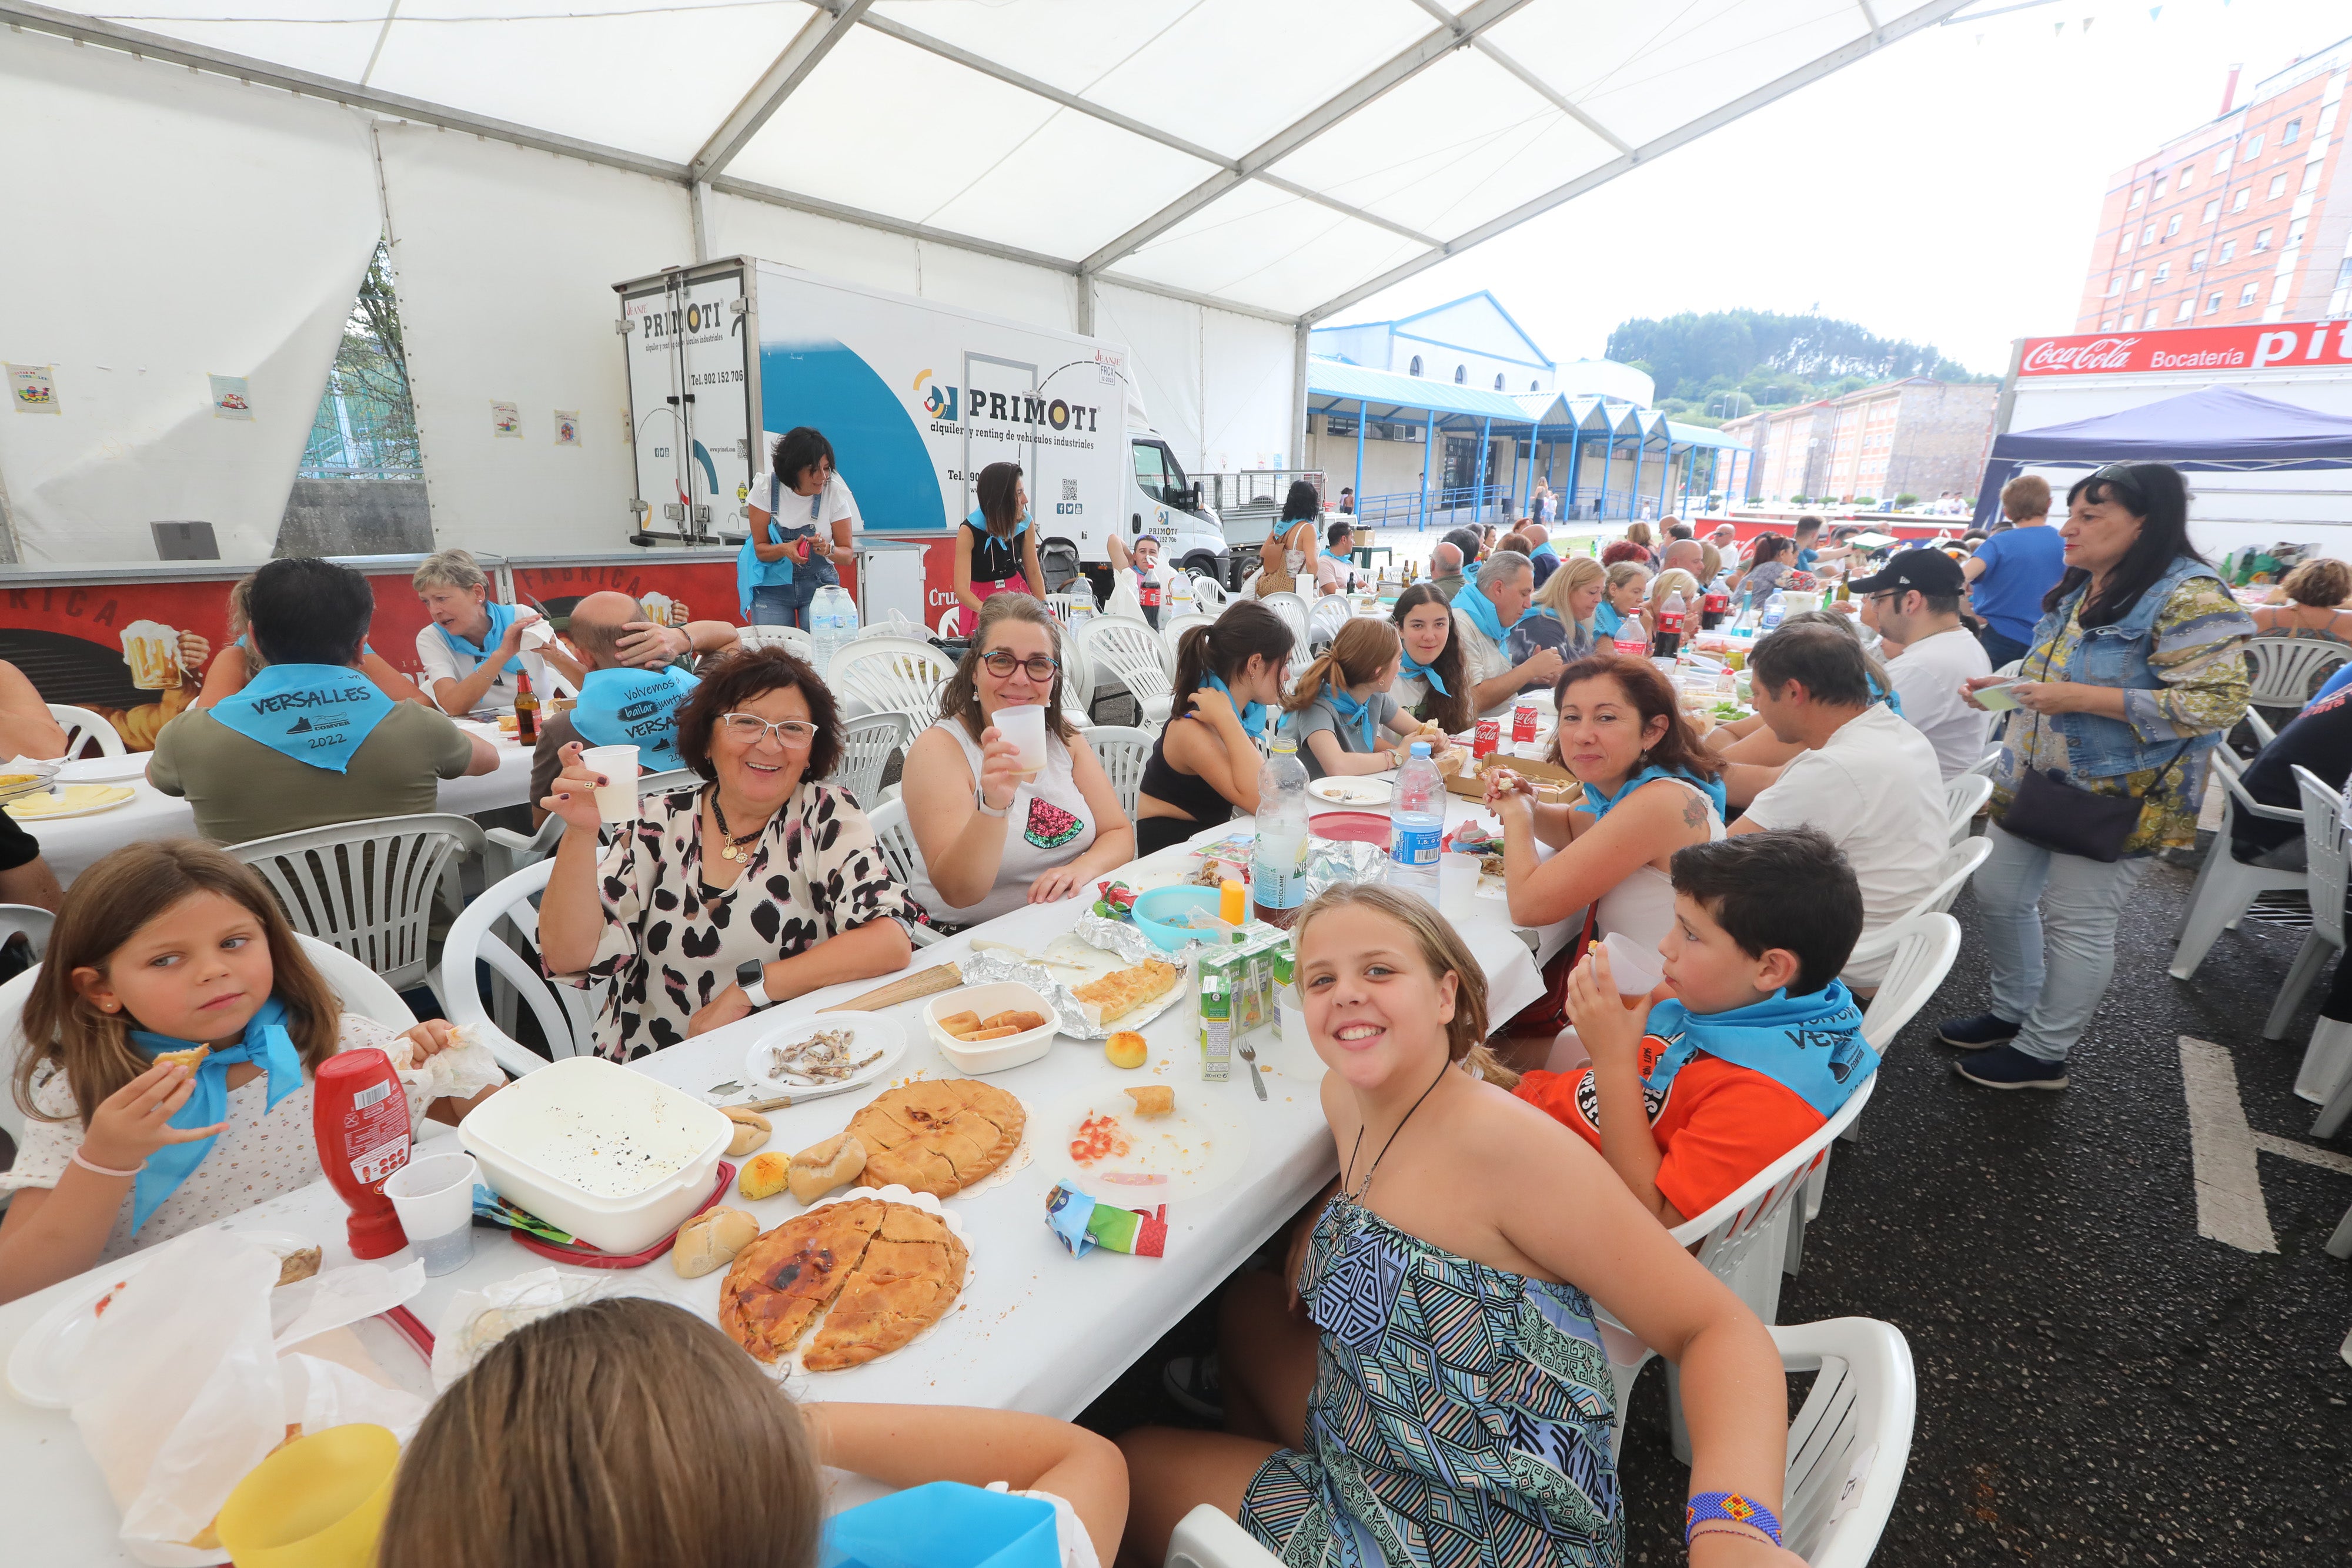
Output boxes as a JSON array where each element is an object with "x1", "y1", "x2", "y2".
[
  {"x1": 2076, "y1": 38, "x2": 2352, "y2": 332},
  {"x1": 1721, "y1": 378, "x2": 1994, "y2": 503}
]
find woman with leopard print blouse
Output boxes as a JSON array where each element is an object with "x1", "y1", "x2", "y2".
[{"x1": 538, "y1": 646, "x2": 916, "y2": 1061}]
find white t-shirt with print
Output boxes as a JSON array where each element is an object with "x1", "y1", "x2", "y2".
[
  {"x1": 0, "y1": 1014, "x2": 439, "y2": 1263},
  {"x1": 1885, "y1": 625, "x2": 1993, "y2": 781},
  {"x1": 1740, "y1": 703, "x2": 1947, "y2": 989}
]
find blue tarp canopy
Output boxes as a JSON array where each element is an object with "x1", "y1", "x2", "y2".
[{"x1": 1975, "y1": 386, "x2": 2352, "y2": 525}]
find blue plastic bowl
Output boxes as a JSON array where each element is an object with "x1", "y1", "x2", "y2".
[{"x1": 1131, "y1": 885, "x2": 1227, "y2": 952}]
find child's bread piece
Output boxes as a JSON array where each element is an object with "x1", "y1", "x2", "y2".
[
  {"x1": 1124, "y1": 1085, "x2": 1175, "y2": 1118},
  {"x1": 936, "y1": 1009, "x2": 984, "y2": 1039},
  {"x1": 980, "y1": 1009, "x2": 1048, "y2": 1033},
  {"x1": 151, "y1": 1044, "x2": 211, "y2": 1071},
  {"x1": 787, "y1": 1132, "x2": 867, "y2": 1204},
  {"x1": 961, "y1": 1026, "x2": 1021, "y2": 1042}
]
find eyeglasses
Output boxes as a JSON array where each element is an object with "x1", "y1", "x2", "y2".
[
  {"x1": 716, "y1": 713, "x2": 818, "y2": 747},
  {"x1": 980, "y1": 650, "x2": 1061, "y2": 682}
]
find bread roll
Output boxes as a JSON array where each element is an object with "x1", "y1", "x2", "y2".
[
  {"x1": 738, "y1": 1152, "x2": 792, "y2": 1201},
  {"x1": 937, "y1": 1009, "x2": 984, "y2": 1038},
  {"x1": 981, "y1": 1009, "x2": 1047, "y2": 1032},
  {"x1": 721, "y1": 1106, "x2": 772, "y2": 1157},
  {"x1": 672, "y1": 1207, "x2": 760, "y2": 1278},
  {"x1": 961, "y1": 1026, "x2": 1021, "y2": 1042},
  {"x1": 787, "y1": 1132, "x2": 868, "y2": 1204}
]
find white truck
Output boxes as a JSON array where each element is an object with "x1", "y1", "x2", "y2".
[{"x1": 615, "y1": 257, "x2": 1228, "y2": 593}]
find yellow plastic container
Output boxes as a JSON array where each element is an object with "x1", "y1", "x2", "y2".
[{"x1": 216, "y1": 1422, "x2": 400, "y2": 1568}]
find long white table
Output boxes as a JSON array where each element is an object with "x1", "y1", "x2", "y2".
[
  {"x1": 22, "y1": 721, "x2": 537, "y2": 885},
  {"x1": 0, "y1": 808, "x2": 1575, "y2": 1564}
]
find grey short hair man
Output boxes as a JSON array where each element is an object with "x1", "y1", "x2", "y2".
[{"x1": 1452, "y1": 549, "x2": 1561, "y2": 717}]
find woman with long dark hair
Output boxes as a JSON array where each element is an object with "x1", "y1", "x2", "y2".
[
  {"x1": 1251, "y1": 479, "x2": 1324, "y2": 596},
  {"x1": 1134, "y1": 600, "x2": 1296, "y2": 855},
  {"x1": 1942, "y1": 462, "x2": 2253, "y2": 1089},
  {"x1": 1389, "y1": 583, "x2": 1474, "y2": 734},
  {"x1": 953, "y1": 462, "x2": 1047, "y2": 636}
]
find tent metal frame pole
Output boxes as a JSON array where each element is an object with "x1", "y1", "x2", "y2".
[
  {"x1": 1419, "y1": 413, "x2": 1433, "y2": 534},
  {"x1": 1355, "y1": 400, "x2": 1367, "y2": 523},
  {"x1": 690, "y1": 0, "x2": 873, "y2": 183},
  {"x1": 1630, "y1": 426, "x2": 1645, "y2": 523},
  {"x1": 1596, "y1": 433, "x2": 1609, "y2": 523},
  {"x1": 1477, "y1": 416, "x2": 1492, "y2": 521}
]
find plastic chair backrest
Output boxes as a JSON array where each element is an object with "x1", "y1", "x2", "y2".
[
  {"x1": 828, "y1": 638, "x2": 951, "y2": 730},
  {"x1": 863, "y1": 798, "x2": 939, "y2": 948},
  {"x1": 1161, "y1": 611, "x2": 1215, "y2": 661},
  {"x1": 1083, "y1": 725, "x2": 1153, "y2": 821},
  {"x1": 226, "y1": 813, "x2": 486, "y2": 992},
  {"x1": 298, "y1": 934, "x2": 417, "y2": 1031},
  {"x1": 1081, "y1": 616, "x2": 1175, "y2": 710},
  {"x1": 851, "y1": 611, "x2": 927, "y2": 644},
  {"x1": 0, "y1": 904, "x2": 53, "y2": 959},
  {"x1": 1857, "y1": 912, "x2": 1963, "y2": 1052},
  {"x1": 1165, "y1": 1503, "x2": 1280, "y2": 1568},
  {"x1": 0, "y1": 967, "x2": 38, "y2": 1155},
  {"x1": 936, "y1": 607, "x2": 960, "y2": 638},
  {"x1": 1773, "y1": 1318, "x2": 1917, "y2": 1568},
  {"x1": 46, "y1": 704, "x2": 125, "y2": 758},
  {"x1": 436, "y1": 859, "x2": 600, "y2": 1078},
  {"x1": 2294, "y1": 764, "x2": 2348, "y2": 949},
  {"x1": 1307, "y1": 594, "x2": 1352, "y2": 646},
  {"x1": 741, "y1": 624, "x2": 817, "y2": 663},
  {"x1": 1186, "y1": 573, "x2": 1227, "y2": 610},
  {"x1": 1962, "y1": 746, "x2": 2002, "y2": 779},
  {"x1": 835, "y1": 711, "x2": 908, "y2": 807},
  {"x1": 1045, "y1": 592, "x2": 1093, "y2": 623},
  {"x1": 1942, "y1": 772, "x2": 1992, "y2": 842},
  {"x1": 639, "y1": 767, "x2": 700, "y2": 797},
  {"x1": 2246, "y1": 634, "x2": 2351, "y2": 709}
]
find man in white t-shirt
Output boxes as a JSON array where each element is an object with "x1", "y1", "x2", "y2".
[
  {"x1": 1731, "y1": 623, "x2": 1946, "y2": 990},
  {"x1": 1850, "y1": 549, "x2": 1994, "y2": 780}
]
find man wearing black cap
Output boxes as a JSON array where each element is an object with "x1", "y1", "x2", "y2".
[{"x1": 1850, "y1": 548, "x2": 1993, "y2": 780}]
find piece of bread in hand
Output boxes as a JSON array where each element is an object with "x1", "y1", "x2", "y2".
[{"x1": 151, "y1": 1044, "x2": 211, "y2": 1071}]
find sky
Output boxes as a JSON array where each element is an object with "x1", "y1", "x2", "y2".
[{"x1": 1335, "y1": 0, "x2": 2352, "y2": 379}]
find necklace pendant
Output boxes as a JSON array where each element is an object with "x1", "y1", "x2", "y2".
[{"x1": 721, "y1": 844, "x2": 739, "y2": 862}]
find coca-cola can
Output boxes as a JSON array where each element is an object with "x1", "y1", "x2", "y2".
[
  {"x1": 1474, "y1": 718, "x2": 1500, "y2": 758},
  {"x1": 1511, "y1": 703, "x2": 1537, "y2": 744}
]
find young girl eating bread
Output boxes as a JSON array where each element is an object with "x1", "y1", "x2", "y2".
[
  {"x1": 378, "y1": 1295, "x2": 1127, "y2": 1568},
  {"x1": 1118, "y1": 884, "x2": 1806, "y2": 1568},
  {"x1": 0, "y1": 840, "x2": 500, "y2": 1304}
]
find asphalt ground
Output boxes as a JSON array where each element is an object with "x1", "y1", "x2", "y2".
[{"x1": 1078, "y1": 844, "x2": 2352, "y2": 1563}]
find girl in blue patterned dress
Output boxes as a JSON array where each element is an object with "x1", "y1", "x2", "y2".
[{"x1": 1118, "y1": 884, "x2": 1805, "y2": 1568}]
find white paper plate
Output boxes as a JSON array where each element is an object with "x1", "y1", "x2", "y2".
[
  {"x1": 1308, "y1": 777, "x2": 1392, "y2": 807},
  {"x1": 5, "y1": 1229, "x2": 313, "y2": 1409},
  {"x1": 771, "y1": 1185, "x2": 975, "y2": 1380},
  {"x1": 4, "y1": 785, "x2": 136, "y2": 822},
  {"x1": 1035, "y1": 1081, "x2": 1254, "y2": 1203},
  {"x1": 745, "y1": 1012, "x2": 907, "y2": 1094},
  {"x1": 52, "y1": 754, "x2": 149, "y2": 785}
]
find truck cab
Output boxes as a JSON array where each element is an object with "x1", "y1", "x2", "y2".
[{"x1": 1046, "y1": 427, "x2": 1227, "y2": 600}]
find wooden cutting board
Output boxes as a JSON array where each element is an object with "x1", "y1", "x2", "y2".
[{"x1": 827, "y1": 964, "x2": 964, "y2": 1012}]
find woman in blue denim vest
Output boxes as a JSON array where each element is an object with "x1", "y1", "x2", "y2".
[{"x1": 1940, "y1": 463, "x2": 2253, "y2": 1089}]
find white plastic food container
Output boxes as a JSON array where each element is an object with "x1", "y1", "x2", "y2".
[
  {"x1": 459, "y1": 1056, "x2": 731, "y2": 1255},
  {"x1": 924, "y1": 981, "x2": 1059, "y2": 1074}
]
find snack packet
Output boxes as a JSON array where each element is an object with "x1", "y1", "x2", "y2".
[{"x1": 1043, "y1": 1182, "x2": 1167, "y2": 1258}]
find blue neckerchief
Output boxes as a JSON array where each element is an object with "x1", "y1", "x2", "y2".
[
  {"x1": 209, "y1": 663, "x2": 394, "y2": 774},
  {"x1": 1322, "y1": 548, "x2": 1352, "y2": 564},
  {"x1": 126, "y1": 997, "x2": 305, "y2": 1234},
  {"x1": 435, "y1": 599, "x2": 524, "y2": 676},
  {"x1": 1324, "y1": 684, "x2": 1379, "y2": 750},
  {"x1": 1398, "y1": 653, "x2": 1450, "y2": 697},
  {"x1": 1453, "y1": 576, "x2": 1530, "y2": 645},
  {"x1": 1867, "y1": 669, "x2": 1905, "y2": 716},
  {"x1": 572, "y1": 665, "x2": 697, "y2": 770},
  {"x1": 1204, "y1": 673, "x2": 1267, "y2": 740},
  {"x1": 1593, "y1": 599, "x2": 1625, "y2": 638},
  {"x1": 1641, "y1": 981, "x2": 1876, "y2": 1121},
  {"x1": 1580, "y1": 763, "x2": 1727, "y2": 820},
  {"x1": 820, "y1": 1481, "x2": 1058, "y2": 1568}
]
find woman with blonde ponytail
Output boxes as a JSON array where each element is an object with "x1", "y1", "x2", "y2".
[
  {"x1": 1279, "y1": 618, "x2": 1413, "y2": 781},
  {"x1": 1135, "y1": 600, "x2": 1297, "y2": 855}
]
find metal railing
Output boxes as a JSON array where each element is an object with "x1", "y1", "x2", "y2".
[
  {"x1": 1351, "y1": 483, "x2": 1511, "y2": 529},
  {"x1": 1194, "y1": 469, "x2": 1325, "y2": 517},
  {"x1": 296, "y1": 462, "x2": 424, "y2": 482}
]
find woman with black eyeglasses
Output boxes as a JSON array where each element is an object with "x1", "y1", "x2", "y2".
[
  {"x1": 537, "y1": 647, "x2": 917, "y2": 1061},
  {"x1": 901, "y1": 594, "x2": 1135, "y2": 930}
]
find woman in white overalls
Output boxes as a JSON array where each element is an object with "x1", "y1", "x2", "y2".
[{"x1": 739, "y1": 426, "x2": 856, "y2": 631}]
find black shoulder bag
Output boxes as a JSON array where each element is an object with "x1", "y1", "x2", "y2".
[{"x1": 2000, "y1": 601, "x2": 2193, "y2": 863}]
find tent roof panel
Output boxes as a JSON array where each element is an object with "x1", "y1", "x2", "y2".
[
  {"x1": 1116, "y1": 182, "x2": 1431, "y2": 316},
  {"x1": 87, "y1": 2, "x2": 383, "y2": 79},
  {"x1": 920, "y1": 109, "x2": 1230, "y2": 260}
]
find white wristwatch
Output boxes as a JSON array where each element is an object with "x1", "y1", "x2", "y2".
[
  {"x1": 975, "y1": 789, "x2": 1010, "y2": 819},
  {"x1": 735, "y1": 959, "x2": 771, "y2": 1010}
]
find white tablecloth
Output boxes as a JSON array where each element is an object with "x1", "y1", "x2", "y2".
[
  {"x1": 0, "y1": 808, "x2": 1585, "y2": 1565},
  {"x1": 23, "y1": 722, "x2": 537, "y2": 885}
]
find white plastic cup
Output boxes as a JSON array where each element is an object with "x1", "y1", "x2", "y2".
[
  {"x1": 1438, "y1": 852, "x2": 1479, "y2": 920},
  {"x1": 385, "y1": 1152, "x2": 479, "y2": 1277},
  {"x1": 1599, "y1": 931, "x2": 1667, "y2": 1004},
  {"x1": 995, "y1": 704, "x2": 1048, "y2": 781},
  {"x1": 580, "y1": 744, "x2": 640, "y2": 824}
]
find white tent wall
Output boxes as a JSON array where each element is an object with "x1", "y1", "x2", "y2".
[
  {"x1": 374, "y1": 125, "x2": 691, "y2": 555},
  {"x1": 1201, "y1": 311, "x2": 1299, "y2": 474},
  {"x1": 0, "y1": 29, "x2": 378, "y2": 566},
  {"x1": 703, "y1": 192, "x2": 923, "y2": 297},
  {"x1": 1097, "y1": 283, "x2": 1204, "y2": 472}
]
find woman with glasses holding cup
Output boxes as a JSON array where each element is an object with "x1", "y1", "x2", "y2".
[
  {"x1": 902, "y1": 594, "x2": 1135, "y2": 931},
  {"x1": 537, "y1": 647, "x2": 917, "y2": 1061}
]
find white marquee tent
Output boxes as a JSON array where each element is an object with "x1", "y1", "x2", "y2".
[{"x1": 0, "y1": 0, "x2": 1968, "y2": 563}]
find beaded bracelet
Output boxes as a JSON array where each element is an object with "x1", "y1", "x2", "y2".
[
  {"x1": 1685, "y1": 1492, "x2": 1782, "y2": 1547},
  {"x1": 71, "y1": 1147, "x2": 147, "y2": 1179}
]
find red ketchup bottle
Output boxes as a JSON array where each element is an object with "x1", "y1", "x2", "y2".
[{"x1": 313, "y1": 1048, "x2": 414, "y2": 1259}]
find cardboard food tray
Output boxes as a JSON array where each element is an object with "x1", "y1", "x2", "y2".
[{"x1": 1442, "y1": 753, "x2": 1581, "y2": 803}]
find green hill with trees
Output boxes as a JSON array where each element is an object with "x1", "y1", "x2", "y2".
[{"x1": 1605, "y1": 309, "x2": 1997, "y2": 426}]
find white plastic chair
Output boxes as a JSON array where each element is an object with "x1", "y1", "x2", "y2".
[
  {"x1": 1057, "y1": 630, "x2": 1096, "y2": 730},
  {"x1": 433, "y1": 860, "x2": 600, "y2": 1079},
  {"x1": 639, "y1": 767, "x2": 700, "y2": 797},
  {"x1": 1161, "y1": 611, "x2": 1215, "y2": 661},
  {"x1": 1962, "y1": 746, "x2": 2002, "y2": 779},
  {"x1": 1185, "y1": 572, "x2": 1227, "y2": 610},
  {"x1": 227, "y1": 814, "x2": 485, "y2": 992},
  {"x1": 850, "y1": 610, "x2": 927, "y2": 644},
  {"x1": 46, "y1": 703, "x2": 124, "y2": 758},
  {"x1": 828, "y1": 638, "x2": 951, "y2": 731},
  {"x1": 2266, "y1": 764, "x2": 2347, "y2": 1040},
  {"x1": 1845, "y1": 842, "x2": 1989, "y2": 970},
  {"x1": 934, "y1": 606, "x2": 960, "y2": 638},
  {"x1": 1942, "y1": 771, "x2": 1992, "y2": 844},
  {"x1": 1045, "y1": 591, "x2": 1093, "y2": 623},
  {"x1": 0, "y1": 967, "x2": 41, "y2": 1158},
  {"x1": 0, "y1": 903, "x2": 53, "y2": 959},
  {"x1": 1083, "y1": 724, "x2": 1153, "y2": 821},
  {"x1": 2245, "y1": 634, "x2": 2350, "y2": 712},
  {"x1": 834, "y1": 711, "x2": 907, "y2": 807},
  {"x1": 1166, "y1": 1506, "x2": 1278, "y2": 1568},
  {"x1": 1260, "y1": 591, "x2": 1312, "y2": 683},
  {"x1": 1773, "y1": 1318, "x2": 1918, "y2": 1568},
  {"x1": 865, "y1": 798, "x2": 941, "y2": 948},
  {"x1": 2170, "y1": 749, "x2": 2306, "y2": 980},
  {"x1": 1306, "y1": 593, "x2": 1351, "y2": 650},
  {"x1": 1080, "y1": 616, "x2": 1176, "y2": 727},
  {"x1": 741, "y1": 623, "x2": 816, "y2": 663}
]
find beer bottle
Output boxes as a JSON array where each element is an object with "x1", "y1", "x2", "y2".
[{"x1": 513, "y1": 668, "x2": 540, "y2": 746}]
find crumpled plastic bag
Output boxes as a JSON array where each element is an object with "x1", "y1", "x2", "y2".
[
  {"x1": 1104, "y1": 571, "x2": 1144, "y2": 622},
  {"x1": 429, "y1": 1266, "x2": 666, "y2": 1392},
  {"x1": 62, "y1": 1229, "x2": 425, "y2": 1566}
]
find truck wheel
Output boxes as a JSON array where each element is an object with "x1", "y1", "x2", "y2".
[{"x1": 1183, "y1": 553, "x2": 1226, "y2": 591}]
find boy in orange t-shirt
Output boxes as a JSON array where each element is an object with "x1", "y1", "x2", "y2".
[{"x1": 1512, "y1": 828, "x2": 1878, "y2": 1225}]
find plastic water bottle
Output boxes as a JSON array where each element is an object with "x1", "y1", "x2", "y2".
[
  {"x1": 1251, "y1": 733, "x2": 1312, "y2": 928},
  {"x1": 1387, "y1": 741, "x2": 1445, "y2": 903},
  {"x1": 810, "y1": 585, "x2": 856, "y2": 676},
  {"x1": 1760, "y1": 588, "x2": 1787, "y2": 633}
]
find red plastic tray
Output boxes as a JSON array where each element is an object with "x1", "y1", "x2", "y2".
[
  {"x1": 508, "y1": 1161, "x2": 737, "y2": 1269},
  {"x1": 379, "y1": 1304, "x2": 435, "y2": 1356},
  {"x1": 1308, "y1": 810, "x2": 1391, "y2": 846}
]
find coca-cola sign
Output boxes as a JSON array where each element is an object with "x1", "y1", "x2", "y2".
[{"x1": 2019, "y1": 320, "x2": 2352, "y2": 376}]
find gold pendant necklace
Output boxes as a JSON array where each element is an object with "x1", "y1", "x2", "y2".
[{"x1": 709, "y1": 794, "x2": 767, "y2": 864}]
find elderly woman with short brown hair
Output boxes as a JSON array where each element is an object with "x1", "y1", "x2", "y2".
[{"x1": 537, "y1": 646, "x2": 916, "y2": 1060}]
